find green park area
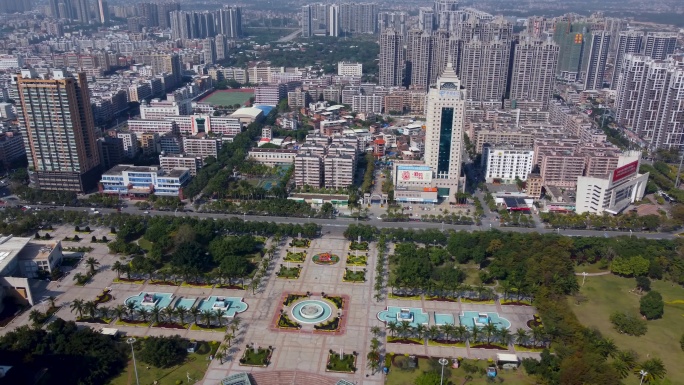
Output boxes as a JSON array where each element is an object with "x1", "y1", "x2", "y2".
[
  {"x1": 199, "y1": 90, "x2": 254, "y2": 107},
  {"x1": 571, "y1": 274, "x2": 684, "y2": 384},
  {"x1": 108, "y1": 340, "x2": 219, "y2": 385},
  {"x1": 385, "y1": 357, "x2": 534, "y2": 385}
]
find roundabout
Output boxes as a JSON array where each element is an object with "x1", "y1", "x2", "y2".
[{"x1": 291, "y1": 299, "x2": 333, "y2": 324}]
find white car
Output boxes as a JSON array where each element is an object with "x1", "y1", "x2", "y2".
[{"x1": 143, "y1": 211, "x2": 149, "y2": 214}]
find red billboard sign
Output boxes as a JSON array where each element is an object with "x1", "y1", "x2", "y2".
[{"x1": 612, "y1": 160, "x2": 638, "y2": 183}]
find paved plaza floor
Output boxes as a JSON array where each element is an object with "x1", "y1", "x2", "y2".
[{"x1": 0, "y1": 226, "x2": 539, "y2": 385}]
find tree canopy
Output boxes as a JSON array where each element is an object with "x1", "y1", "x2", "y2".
[{"x1": 138, "y1": 335, "x2": 188, "y2": 368}]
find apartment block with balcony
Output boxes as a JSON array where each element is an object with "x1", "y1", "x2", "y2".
[
  {"x1": 294, "y1": 152, "x2": 323, "y2": 187},
  {"x1": 324, "y1": 154, "x2": 355, "y2": 188}
]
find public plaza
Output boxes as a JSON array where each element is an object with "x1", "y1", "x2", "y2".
[{"x1": 0, "y1": 226, "x2": 539, "y2": 385}]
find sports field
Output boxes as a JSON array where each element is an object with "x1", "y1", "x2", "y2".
[{"x1": 199, "y1": 89, "x2": 254, "y2": 107}]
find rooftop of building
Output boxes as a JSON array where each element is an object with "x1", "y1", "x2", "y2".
[
  {"x1": 0, "y1": 235, "x2": 32, "y2": 274},
  {"x1": 103, "y1": 165, "x2": 159, "y2": 175},
  {"x1": 16, "y1": 240, "x2": 59, "y2": 261}
]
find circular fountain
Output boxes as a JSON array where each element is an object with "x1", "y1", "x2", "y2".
[{"x1": 291, "y1": 299, "x2": 333, "y2": 324}]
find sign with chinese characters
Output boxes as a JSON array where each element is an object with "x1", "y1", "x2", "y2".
[
  {"x1": 397, "y1": 166, "x2": 433, "y2": 183},
  {"x1": 612, "y1": 160, "x2": 638, "y2": 183}
]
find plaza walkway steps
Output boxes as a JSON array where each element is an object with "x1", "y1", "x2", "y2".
[{"x1": 251, "y1": 370, "x2": 339, "y2": 385}]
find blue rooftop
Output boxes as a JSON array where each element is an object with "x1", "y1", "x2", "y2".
[{"x1": 253, "y1": 104, "x2": 275, "y2": 114}]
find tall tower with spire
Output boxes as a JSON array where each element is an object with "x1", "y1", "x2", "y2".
[{"x1": 424, "y1": 63, "x2": 467, "y2": 187}]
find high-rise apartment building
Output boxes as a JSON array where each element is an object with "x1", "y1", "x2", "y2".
[
  {"x1": 460, "y1": 37, "x2": 510, "y2": 102},
  {"x1": 611, "y1": 30, "x2": 643, "y2": 89},
  {"x1": 424, "y1": 63, "x2": 466, "y2": 182},
  {"x1": 615, "y1": 54, "x2": 684, "y2": 151},
  {"x1": 418, "y1": 7, "x2": 434, "y2": 32},
  {"x1": 643, "y1": 32, "x2": 677, "y2": 60},
  {"x1": 433, "y1": 0, "x2": 459, "y2": 30},
  {"x1": 405, "y1": 29, "x2": 461, "y2": 91},
  {"x1": 73, "y1": 0, "x2": 92, "y2": 24},
  {"x1": 339, "y1": 3, "x2": 378, "y2": 35},
  {"x1": 140, "y1": 2, "x2": 159, "y2": 27},
  {"x1": 0, "y1": 0, "x2": 33, "y2": 13},
  {"x1": 378, "y1": 11, "x2": 407, "y2": 36},
  {"x1": 97, "y1": 0, "x2": 109, "y2": 24},
  {"x1": 552, "y1": 21, "x2": 591, "y2": 82},
  {"x1": 509, "y1": 37, "x2": 559, "y2": 108},
  {"x1": 294, "y1": 152, "x2": 323, "y2": 187},
  {"x1": 170, "y1": 8, "x2": 242, "y2": 40},
  {"x1": 15, "y1": 69, "x2": 101, "y2": 192},
  {"x1": 302, "y1": 4, "x2": 329, "y2": 37},
  {"x1": 584, "y1": 31, "x2": 611, "y2": 90},
  {"x1": 157, "y1": 2, "x2": 180, "y2": 29},
  {"x1": 379, "y1": 28, "x2": 404, "y2": 87}
]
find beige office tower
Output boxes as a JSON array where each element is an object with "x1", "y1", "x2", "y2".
[
  {"x1": 509, "y1": 37, "x2": 559, "y2": 109},
  {"x1": 460, "y1": 36, "x2": 510, "y2": 101},
  {"x1": 15, "y1": 69, "x2": 101, "y2": 192},
  {"x1": 424, "y1": 63, "x2": 466, "y2": 183},
  {"x1": 379, "y1": 28, "x2": 404, "y2": 87}
]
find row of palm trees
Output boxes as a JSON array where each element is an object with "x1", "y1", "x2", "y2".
[
  {"x1": 390, "y1": 280, "x2": 533, "y2": 303},
  {"x1": 70, "y1": 298, "x2": 244, "y2": 329},
  {"x1": 386, "y1": 320, "x2": 548, "y2": 347}
]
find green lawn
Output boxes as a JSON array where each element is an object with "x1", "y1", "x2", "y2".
[
  {"x1": 571, "y1": 274, "x2": 684, "y2": 384},
  {"x1": 137, "y1": 238, "x2": 153, "y2": 252},
  {"x1": 199, "y1": 90, "x2": 254, "y2": 106},
  {"x1": 107, "y1": 341, "x2": 219, "y2": 385},
  {"x1": 573, "y1": 262, "x2": 609, "y2": 274},
  {"x1": 385, "y1": 357, "x2": 534, "y2": 385}
]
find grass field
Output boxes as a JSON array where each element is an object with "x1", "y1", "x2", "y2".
[
  {"x1": 107, "y1": 341, "x2": 219, "y2": 385},
  {"x1": 199, "y1": 90, "x2": 254, "y2": 107},
  {"x1": 571, "y1": 274, "x2": 684, "y2": 384},
  {"x1": 385, "y1": 357, "x2": 534, "y2": 385}
]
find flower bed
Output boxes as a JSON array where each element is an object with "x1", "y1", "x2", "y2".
[
  {"x1": 343, "y1": 268, "x2": 365, "y2": 282},
  {"x1": 283, "y1": 293, "x2": 307, "y2": 306},
  {"x1": 95, "y1": 293, "x2": 113, "y2": 304},
  {"x1": 277, "y1": 313, "x2": 301, "y2": 329},
  {"x1": 276, "y1": 265, "x2": 301, "y2": 279},
  {"x1": 501, "y1": 299, "x2": 533, "y2": 306},
  {"x1": 240, "y1": 346, "x2": 273, "y2": 367},
  {"x1": 148, "y1": 280, "x2": 178, "y2": 286},
  {"x1": 313, "y1": 253, "x2": 340, "y2": 265},
  {"x1": 388, "y1": 293, "x2": 421, "y2": 300},
  {"x1": 387, "y1": 336, "x2": 422, "y2": 345},
  {"x1": 289, "y1": 238, "x2": 310, "y2": 248},
  {"x1": 77, "y1": 317, "x2": 111, "y2": 324},
  {"x1": 514, "y1": 344, "x2": 545, "y2": 352},
  {"x1": 153, "y1": 322, "x2": 188, "y2": 330},
  {"x1": 425, "y1": 296, "x2": 459, "y2": 302},
  {"x1": 470, "y1": 343, "x2": 508, "y2": 350},
  {"x1": 215, "y1": 284, "x2": 246, "y2": 290},
  {"x1": 115, "y1": 319, "x2": 150, "y2": 327},
  {"x1": 461, "y1": 298, "x2": 496, "y2": 304},
  {"x1": 428, "y1": 340, "x2": 467, "y2": 347},
  {"x1": 527, "y1": 314, "x2": 543, "y2": 328},
  {"x1": 314, "y1": 317, "x2": 340, "y2": 332},
  {"x1": 284, "y1": 251, "x2": 306, "y2": 262},
  {"x1": 325, "y1": 295, "x2": 344, "y2": 309},
  {"x1": 112, "y1": 277, "x2": 145, "y2": 284},
  {"x1": 345, "y1": 254, "x2": 367, "y2": 266},
  {"x1": 190, "y1": 324, "x2": 226, "y2": 332},
  {"x1": 349, "y1": 241, "x2": 369, "y2": 251},
  {"x1": 326, "y1": 352, "x2": 356, "y2": 373}
]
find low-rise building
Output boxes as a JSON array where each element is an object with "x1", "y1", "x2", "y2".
[
  {"x1": 247, "y1": 148, "x2": 297, "y2": 166},
  {"x1": 17, "y1": 240, "x2": 63, "y2": 279},
  {"x1": 483, "y1": 145, "x2": 535, "y2": 183},
  {"x1": 183, "y1": 136, "x2": 221, "y2": 159},
  {"x1": 159, "y1": 154, "x2": 201, "y2": 176},
  {"x1": 127, "y1": 119, "x2": 177, "y2": 135},
  {"x1": 99, "y1": 165, "x2": 191, "y2": 198}
]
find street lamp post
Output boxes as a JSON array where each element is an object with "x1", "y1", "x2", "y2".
[
  {"x1": 639, "y1": 370, "x2": 648, "y2": 385},
  {"x1": 127, "y1": 338, "x2": 140, "y2": 385},
  {"x1": 438, "y1": 358, "x2": 449, "y2": 385}
]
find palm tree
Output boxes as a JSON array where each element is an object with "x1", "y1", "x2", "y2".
[
  {"x1": 125, "y1": 301, "x2": 137, "y2": 318},
  {"x1": 83, "y1": 301, "x2": 98, "y2": 320},
  {"x1": 470, "y1": 324, "x2": 481, "y2": 344},
  {"x1": 190, "y1": 306, "x2": 201, "y2": 325},
  {"x1": 176, "y1": 307, "x2": 188, "y2": 325},
  {"x1": 530, "y1": 326, "x2": 545, "y2": 348},
  {"x1": 370, "y1": 325, "x2": 381, "y2": 338},
  {"x1": 47, "y1": 296, "x2": 56, "y2": 309},
  {"x1": 214, "y1": 309, "x2": 226, "y2": 327},
  {"x1": 150, "y1": 305, "x2": 162, "y2": 325},
  {"x1": 223, "y1": 333, "x2": 234, "y2": 347},
  {"x1": 99, "y1": 306, "x2": 111, "y2": 321},
  {"x1": 440, "y1": 324, "x2": 455, "y2": 343},
  {"x1": 137, "y1": 307, "x2": 150, "y2": 323},
  {"x1": 634, "y1": 358, "x2": 666, "y2": 383},
  {"x1": 397, "y1": 321, "x2": 411, "y2": 339},
  {"x1": 112, "y1": 261, "x2": 124, "y2": 279},
  {"x1": 366, "y1": 350, "x2": 380, "y2": 374},
  {"x1": 514, "y1": 328, "x2": 529, "y2": 347},
  {"x1": 70, "y1": 298, "x2": 85, "y2": 319},
  {"x1": 497, "y1": 327, "x2": 512, "y2": 346},
  {"x1": 85, "y1": 257, "x2": 100, "y2": 275},
  {"x1": 113, "y1": 305, "x2": 128, "y2": 322},
  {"x1": 201, "y1": 309, "x2": 214, "y2": 327},
  {"x1": 612, "y1": 350, "x2": 638, "y2": 379},
  {"x1": 73, "y1": 272, "x2": 86, "y2": 284},
  {"x1": 595, "y1": 338, "x2": 618, "y2": 359},
  {"x1": 162, "y1": 307, "x2": 176, "y2": 324},
  {"x1": 455, "y1": 325, "x2": 468, "y2": 343},
  {"x1": 387, "y1": 322, "x2": 398, "y2": 337},
  {"x1": 427, "y1": 325, "x2": 441, "y2": 342},
  {"x1": 483, "y1": 323, "x2": 498, "y2": 344},
  {"x1": 29, "y1": 310, "x2": 43, "y2": 326},
  {"x1": 215, "y1": 350, "x2": 225, "y2": 364},
  {"x1": 499, "y1": 280, "x2": 513, "y2": 301},
  {"x1": 231, "y1": 316, "x2": 242, "y2": 331},
  {"x1": 414, "y1": 324, "x2": 426, "y2": 342}
]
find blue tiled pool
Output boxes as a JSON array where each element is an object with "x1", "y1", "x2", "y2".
[
  {"x1": 434, "y1": 313, "x2": 455, "y2": 325},
  {"x1": 459, "y1": 311, "x2": 511, "y2": 329},
  {"x1": 197, "y1": 296, "x2": 248, "y2": 317},
  {"x1": 175, "y1": 297, "x2": 197, "y2": 310},
  {"x1": 377, "y1": 306, "x2": 429, "y2": 328},
  {"x1": 125, "y1": 292, "x2": 174, "y2": 310}
]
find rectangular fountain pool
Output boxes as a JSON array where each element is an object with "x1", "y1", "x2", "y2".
[
  {"x1": 197, "y1": 296, "x2": 248, "y2": 317},
  {"x1": 175, "y1": 297, "x2": 197, "y2": 310},
  {"x1": 125, "y1": 292, "x2": 174, "y2": 309},
  {"x1": 459, "y1": 311, "x2": 511, "y2": 329},
  {"x1": 434, "y1": 313, "x2": 455, "y2": 325},
  {"x1": 377, "y1": 306, "x2": 429, "y2": 328}
]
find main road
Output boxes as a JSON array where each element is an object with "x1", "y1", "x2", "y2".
[{"x1": 34, "y1": 204, "x2": 675, "y2": 240}]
